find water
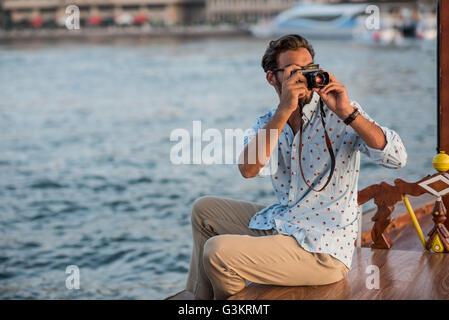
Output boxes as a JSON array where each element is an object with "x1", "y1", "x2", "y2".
[{"x1": 0, "y1": 36, "x2": 437, "y2": 299}]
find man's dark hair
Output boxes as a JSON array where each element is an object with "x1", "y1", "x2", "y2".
[{"x1": 261, "y1": 34, "x2": 315, "y2": 73}]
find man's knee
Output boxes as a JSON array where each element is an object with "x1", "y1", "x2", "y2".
[
  {"x1": 191, "y1": 196, "x2": 220, "y2": 225},
  {"x1": 203, "y1": 235, "x2": 246, "y2": 299},
  {"x1": 203, "y1": 235, "x2": 233, "y2": 270}
]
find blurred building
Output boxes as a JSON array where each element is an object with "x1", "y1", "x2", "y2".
[
  {"x1": 1, "y1": 0, "x2": 206, "y2": 28},
  {"x1": 0, "y1": 0, "x2": 437, "y2": 28},
  {"x1": 206, "y1": 0, "x2": 297, "y2": 24}
]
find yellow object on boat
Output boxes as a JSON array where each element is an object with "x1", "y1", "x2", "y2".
[
  {"x1": 402, "y1": 194, "x2": 427, "y2": 250},
  {"x1": 433, "y1": 151, "x2": 449, "y2": 172},
  {"x1": 431, "y1": 234, "x2": 444, "y2": 253}
]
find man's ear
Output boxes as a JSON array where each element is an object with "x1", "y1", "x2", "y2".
[
  {"x1": 266, "y1": 71, "x2": 281, "y2": 96},
  {"x1": 266, "y1": 71, "x2": 277, "y2": 87}
]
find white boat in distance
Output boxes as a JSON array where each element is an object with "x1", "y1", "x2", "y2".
[{"x1": 249, "y1": 3, "x2": 367, "y2": 39}]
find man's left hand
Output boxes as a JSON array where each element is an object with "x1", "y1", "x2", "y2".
[{"x1": 313, "y1": 71, "x2": 355, "y2": 120}]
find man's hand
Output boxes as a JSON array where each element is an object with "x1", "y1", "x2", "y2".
[
  {"x1": 278, "y1": 65, "x2": 309, "y2": 116},
  {"x1": 314, "y1": 71, "x2": 387, "y2": 151},
  {"x1": 313, "y1": 71, "x2": 354, "y2": 120}
]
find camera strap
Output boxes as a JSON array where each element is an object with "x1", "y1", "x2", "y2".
[{"x1": 297, "y1": 98, "x2": 336, "y2": 192}]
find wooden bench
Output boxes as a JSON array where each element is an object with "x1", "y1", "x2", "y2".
[{"x1": 228, "y1": 247, "x2": 449, "y2": 300}]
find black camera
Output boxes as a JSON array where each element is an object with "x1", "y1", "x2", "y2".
[{"x1": 291, "y1": 64, "x2": 330, "y2": 89}]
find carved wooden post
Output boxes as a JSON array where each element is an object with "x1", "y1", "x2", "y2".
[
  {"x1": 370, "y1": 201, "x2": 394, "y2": 249},
  {"x1": 425, "y1": 198, "x2": 449, "y2": 252}
]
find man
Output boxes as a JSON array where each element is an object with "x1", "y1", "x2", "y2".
[{"x1": 185, "y1": 34, "x2": 407, "y2": 300}]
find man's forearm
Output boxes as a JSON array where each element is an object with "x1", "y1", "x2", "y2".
[
  {"x1": 338, "y1": 105, "x2": 387, "y2": 151},
  {"x1": 239, "y1": 109, "x2": 291, "y2": 178}
]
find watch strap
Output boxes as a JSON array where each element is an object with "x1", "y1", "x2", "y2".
[{"x1": 343, "y1": 108, "x2": 360, "y2": 125}]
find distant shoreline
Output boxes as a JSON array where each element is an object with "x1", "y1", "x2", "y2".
[{"x1": 0, "y1": 25, "x2": 251, "y2": 42}]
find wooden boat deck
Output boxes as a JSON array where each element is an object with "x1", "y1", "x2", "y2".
[{"x1": 229, "y1": 247, "x2": 449, "y2": 300}]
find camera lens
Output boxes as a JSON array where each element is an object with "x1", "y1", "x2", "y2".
[{"x1": 311, "y1": 71, "x2": 329, "y2": 88}]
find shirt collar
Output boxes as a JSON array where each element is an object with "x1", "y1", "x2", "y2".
[{"x1": 301, "y1": 91, "x2": 320, "y2": 122}]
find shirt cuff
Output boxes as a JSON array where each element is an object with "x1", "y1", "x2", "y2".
[{"x1": 361, "y1": 126, "x2": 406, "y2": 168}]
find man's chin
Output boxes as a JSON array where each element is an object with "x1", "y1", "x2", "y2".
[{"x1": 299, "y1": 95, "x2": 313, "y2": 107}]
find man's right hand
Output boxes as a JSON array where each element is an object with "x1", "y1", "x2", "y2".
[
  {"x1": 238, "y1": 66, "x2": 308, "y2": 179},
  {"x1": 278, "y1": 65, "x2": 309, "y2": 115}
]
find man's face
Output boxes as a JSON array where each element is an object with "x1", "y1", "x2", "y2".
[{"x1": 270, "y1": 48, "x2": 315, "y2": 108}]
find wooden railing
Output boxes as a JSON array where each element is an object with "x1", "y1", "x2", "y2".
[{"x1": 357, "y1": 172, "x2": 444, "y2": 249}]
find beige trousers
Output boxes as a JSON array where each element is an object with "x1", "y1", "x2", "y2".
[{"x1": 185, "y1": 196, "x2": 349, "y2": 300}]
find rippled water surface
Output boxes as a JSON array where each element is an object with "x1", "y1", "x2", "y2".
[{"x1": 0, "y1": 36, "x2": 437, "y2": 299}]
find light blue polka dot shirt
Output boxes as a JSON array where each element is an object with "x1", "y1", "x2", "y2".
[{"x1": 241, "y1": 92, "x2": 407, "y2": 269}]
